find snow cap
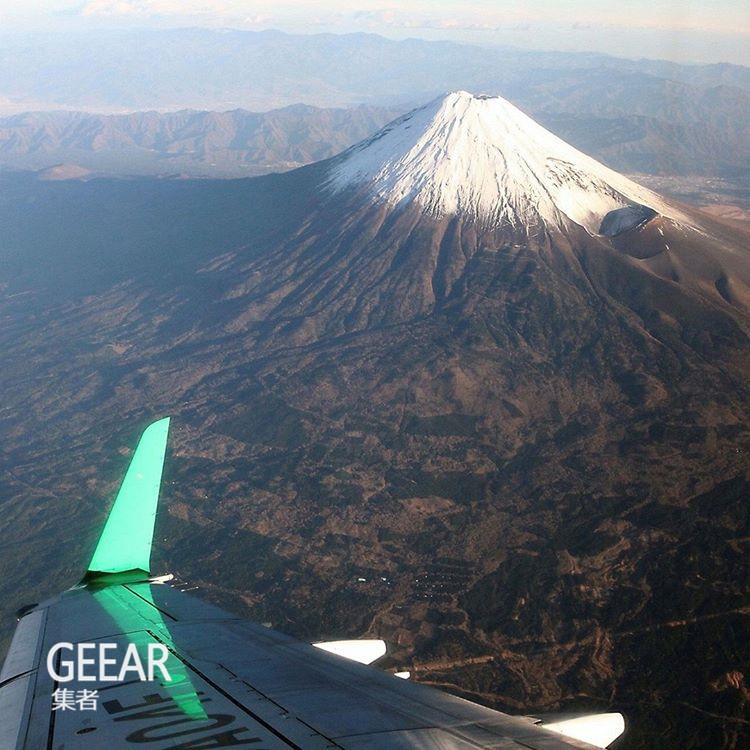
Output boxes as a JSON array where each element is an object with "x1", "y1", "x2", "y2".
[{"x1": 328, "y1": 91, "x2": 675, "y2": 233}]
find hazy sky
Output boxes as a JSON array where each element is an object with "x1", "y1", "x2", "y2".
[{"x1": 2, "y1": 0, "x2": 749, "y2": 65}]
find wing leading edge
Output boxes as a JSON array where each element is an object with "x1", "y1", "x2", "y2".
[{"x1": 0, "y1": 418, "x2": 624, "y2": 750}]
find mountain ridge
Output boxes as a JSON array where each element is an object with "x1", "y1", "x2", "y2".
[{"x1": 0, "y1": 104, "x2": 403, "y2": 178}]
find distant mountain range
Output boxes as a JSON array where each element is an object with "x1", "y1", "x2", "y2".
[
  {"x1": 1, "y1": 94, "x2": 748, "y2": 180},
  {"x1": 2, "y1": 93, "x2": 750, "y2": 749},
  {"x1": 2, "y1": 28, "x2": 750, "y2": 113},
  {"x1": 0, "y1": 105, "x2": 402, "y2": 178},
  {"x1": 0, "y1": 29, "x2": 748, "y2": 181}
]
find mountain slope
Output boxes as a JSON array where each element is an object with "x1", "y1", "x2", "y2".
[{"x1": 1, "y1": 93, "x2": 750, "y2": 749}]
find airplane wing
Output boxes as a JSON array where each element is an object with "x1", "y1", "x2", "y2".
[{"x1": 0, "y1": 418, "x2": 624, "y2": 750}]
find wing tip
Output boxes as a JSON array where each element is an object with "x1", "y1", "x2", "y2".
[{"x1": 83, "y1": 416, "x2": 172, "y2": 584}]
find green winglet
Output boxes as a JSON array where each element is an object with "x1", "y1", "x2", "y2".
[{"x1": 86, "y1": 417, "x2": 171, "y2": 580}]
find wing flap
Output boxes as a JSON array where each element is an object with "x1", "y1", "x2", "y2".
[
  {"x1": 0, "y1": 609, "x2": 46, "y2": 684},
  {"x1": 0, "y1": 673, "x2": 33, "y2": 750}
]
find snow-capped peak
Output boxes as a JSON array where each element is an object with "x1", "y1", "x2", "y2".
[{"x1": 327, "y1": 91, "x2": 680, "y2": 233}]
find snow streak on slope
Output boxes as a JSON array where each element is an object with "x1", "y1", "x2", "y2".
[{"x1": 328, "y1": 91, "x2": 682, "y2": 233}]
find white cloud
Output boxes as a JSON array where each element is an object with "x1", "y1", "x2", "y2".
[
  {"x1": 80, "y1": 0, "x2": 260, "y2": 17},
  {"x1": 74, "y1": 0, "x2": 750, "y2": 36},
  {"x1": 81, "y1": 0, "x2": 152, "y2": 15}
]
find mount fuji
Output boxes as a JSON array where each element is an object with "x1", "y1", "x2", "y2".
[
  {"x1": 198, "y1": 91, "x2": 749, "y2": 348},
  {"x1": 2, "y1": 92, "x2": 750, "y2": 748},
  {"x1": 328, "y1": 91, "x2": 681, "y2": 234}
]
